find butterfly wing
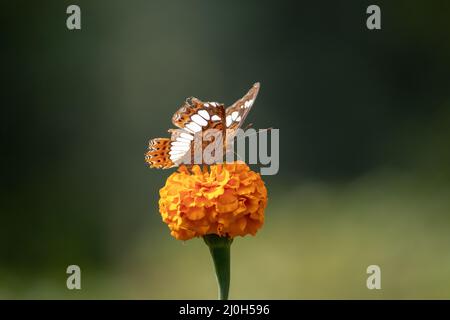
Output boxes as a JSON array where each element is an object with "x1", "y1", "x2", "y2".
[
  {"x1": 225, "y1": 82, "x2": 260, "y2": 131},
  {"x1": 171, "y1": 97, "x2": 226, "y2": 164},
  {"x1": 145, "y1": 138, "x2": 176, "y2": 168},
  {"x1": 146, "y1": 97, "x2": 226, "y2": 168},
  {"x1": 172, "y1": 97, "x2": 225, "y2": 132}
]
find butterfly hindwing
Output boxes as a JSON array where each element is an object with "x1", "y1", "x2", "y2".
[{"x1": 145, "y1": 138, "x2": 175, "y2": 169}]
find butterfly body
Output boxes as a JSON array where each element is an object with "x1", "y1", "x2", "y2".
[{"x1": 146, "y1": 83, "x2": 260, "y2": 169}]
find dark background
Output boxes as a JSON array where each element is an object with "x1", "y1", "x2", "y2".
[{"x1": 1, "y1": 0, "x2": 450, "y2": 298}]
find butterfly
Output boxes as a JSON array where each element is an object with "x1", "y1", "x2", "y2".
[{"x1": 145, "y1": 82, "x2": 260, "y2": 169}]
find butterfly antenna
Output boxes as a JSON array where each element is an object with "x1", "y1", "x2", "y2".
[{"x1": 233, "y1": 127, "x2": 273, "y2": 142}]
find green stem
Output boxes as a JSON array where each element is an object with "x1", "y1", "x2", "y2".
[{"x1": 203, "y1": 234, "x2": 233, "y2": 300}]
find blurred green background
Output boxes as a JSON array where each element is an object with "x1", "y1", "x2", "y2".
[{"x1": 2, "y1": 0, "x2": 450, "y2": 299}]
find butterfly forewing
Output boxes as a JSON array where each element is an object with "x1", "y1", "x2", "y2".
[
  {"x1": 225, "y1": 82, "x2": 260, "y2": 131},
  {"x1": 172, "y1": 97, "x2": 225, "y2": 131},
  {"x1": 168, "y1": 97, "x2": 226, "y2": 164}
]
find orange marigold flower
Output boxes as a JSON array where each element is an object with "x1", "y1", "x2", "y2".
[{"x1": 158, "y1": 162, "x2": 268, "y2": 240}]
